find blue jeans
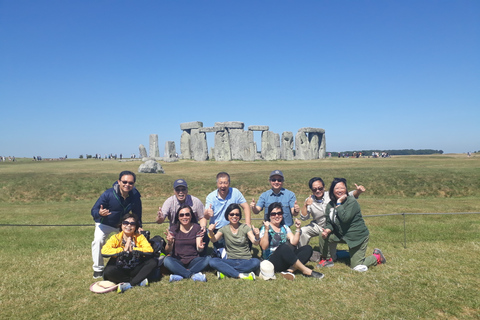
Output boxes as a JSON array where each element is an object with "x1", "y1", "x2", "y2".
[
  {"x1": 209, "y1": 258, "x2": 260, "y2": 278},
  {"x1": 164, "y1": 256, "x2": 211, "y2": 279}
]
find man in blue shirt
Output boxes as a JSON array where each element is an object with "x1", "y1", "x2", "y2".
[
  {"x1": 205, "y1": 172, "x2": 251, "y2": 249},
  {"x1": 251, "y1": 170, "x2": 300, "y2": 227}
]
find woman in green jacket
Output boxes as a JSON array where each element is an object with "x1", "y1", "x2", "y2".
[{"x1": 322, "y1": 178, "x2": 386, "y2": 270}]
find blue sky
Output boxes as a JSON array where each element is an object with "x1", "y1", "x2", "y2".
[{"x1": 1, "y1": 0, "x2": 479, "y2": 158}]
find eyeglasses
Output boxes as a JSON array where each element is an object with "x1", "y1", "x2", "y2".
[
  {"x1": 175, "y1": 187, "x2": 187, "y2": 192},
  {"x1": 179, "y1": 213, "x2": 191, "y2": 217},
  {"x1": 312, "y1": 187, "x2": 324, "y2": 192},
  {"x1": 122, "y1": 221, "x2": 136, "y2": 226},
  {"x1": 229, "y1": 213, "x2": 240, "y2": 217},
  {"x1": 270, "y1": 178, "x2": 283, "y2": 182},
  {"x1": 121, "y1": 181, "x2": 135, "y2": 185},
  {"x1": 269, "y1": 211, "x2": 283, "y2": 216}
]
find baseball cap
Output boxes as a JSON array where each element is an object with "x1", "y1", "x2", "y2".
[
  {"x1": 173, "y1": 179, "x2": 188, "y2": 189},
  {"x1": 269, "y1": 170, "x2": 284, "y2": 179}
]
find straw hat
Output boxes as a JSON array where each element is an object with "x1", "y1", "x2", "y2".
[
  {"x1": 89, "y1": 280, "x2": 118, "y2": 293},
  {"x1": 258, "y1": 260, "x2": 276, "y2": 280}
]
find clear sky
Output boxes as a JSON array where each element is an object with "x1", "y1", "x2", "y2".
[{"x1": 1, "y1": 0, "x2": 479, "y2": 158}]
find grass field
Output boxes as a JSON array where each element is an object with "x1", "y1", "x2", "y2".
[{"x1": 0, "y1": 155, "x2": 479, "y2": 319}]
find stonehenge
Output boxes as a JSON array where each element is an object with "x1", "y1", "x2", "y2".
[
  {"x1": 141, "y1": 122, "x2": 326, "y2": 162},
  {"x1": 177, "y1": 122, "x2": 326, "y2": 161}
]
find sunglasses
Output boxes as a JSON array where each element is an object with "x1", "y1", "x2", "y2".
[
  {"x1": 229, "y1": 213, "x2": 240, "y2": 217},
  {"x1": 270, "y1": 178, "x2": 283, "y2": 182},
  {"x1": 312, "y1": 187, "x2": 324, "y2": 192},
  {"x1": 122, "y1": 221, "x2": 136, "y2": 226},
  {"x1": 175, "y1": 187, "x2": 187, "y2": 192},
  {"x1": 269, "y1": 211, "x2": 283, "y2": 216},
  {"x1": 179, "y1": 213, "x2": 191, "y2": 217},
  {"x1": 121, "y1": 181, "x2": 135, "y2": 185}
]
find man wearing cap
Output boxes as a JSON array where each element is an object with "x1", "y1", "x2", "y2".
[
  {"x1": 205, "y1": 172, "x2": 251, "y2": 249},
  {"x1": 156, "y1": 179, "x2": 206, "y2": 228},
  {"x1": 251, "y1": 170, "x2": 299, "y2": 227}
]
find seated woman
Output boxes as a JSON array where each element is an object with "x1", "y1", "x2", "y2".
[
  {"x1": 259, "y1": 202, "x2": 324, "y2": 280},
  {"x1": 101, "y1": 213, "x2": 156, "y2": 293},
  {"x1": 322, "y1": 178, "x2": 386, "y2": 271},
  {"x1": 163, "y1": 204, "x2": 210, "y2": 282},
  {"x1": 208, "y1": 203, "x2": 261, "y2": 280}
]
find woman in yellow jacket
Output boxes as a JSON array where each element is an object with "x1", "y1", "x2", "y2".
[{"x1": 101, "y1": 213, "x2": 156, "y2": 293}]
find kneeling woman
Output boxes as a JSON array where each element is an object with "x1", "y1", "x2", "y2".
[
  {"x1": 322, "y1": 178, "x2": 386, "y2": 270},
  {"x1": 101, "y1": 213, "x2": 156, "y2": 293},
  {"x1": 259, "y1": 202, "x2": 324, "y2": 280},
  {"x1": 208, "y1": 203, "x2": 260, "y2": 280},
  {"x1": 164, "y1": 204, "x2": 210, "y2": 282}
]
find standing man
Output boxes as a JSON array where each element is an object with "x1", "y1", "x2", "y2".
[
  {"x1": 90, "y1": 171, "x2": 142, "y2": 279},
  {"x1": 156, "y1": 179, "x2": 206, "y2": 228},
  {"x1": 299, "y1": 177, "x2": 365, "y2": 267},
  {"x1": 205, "y1": 172, "x2": 251, "y2": 249},
  {"x1": 250, "y1": 170, "x2": 300, "y2": 227}
]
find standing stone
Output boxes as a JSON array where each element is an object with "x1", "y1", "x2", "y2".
[
  {"x1": 229, "y1": 128, "x2": 247, "y2": 160},
  {"x1": 149, "y1": 134, "x2": 160, "y2": 158},
  {"x1": 261, "y1": 131, "x2": 280, "y2": 161},
  {"x1": 295, "y1": 131, "x2": 309, "y2": 160},
  {"x1": 190, "y1": 129, "x2": 208, "y2": 161},
  {"x1": 164, "y1": 141, "x2": 178, "y2": 162},
  {"x1": 139, "y1": 144, "x2": 147, "y2": 158},
  {"x1": 308, "y1": 133, "x2": 320, "y2": 160},
  {"x1": 214, "y1": 130, "x2": 232, "y2": 161},
  {"x1": 319, "y1": 133, "x2": 326, "y2": 159},
  {"x1": 180, "y1": 131, "x2": 191, "y2": 160},
  {"x1": 281, "y1": 132, "x2": 294, "y2": 160}
]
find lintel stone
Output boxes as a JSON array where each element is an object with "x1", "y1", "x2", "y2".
[
  {"x1": 199, "y1": 126, "x2": 225, "y2": 133},
  {"x1": 248, "y1": 125, "x2": 269, "y2": 131},
  {"x1": 180, "y1": 121, "x2": 203, "y2": 130},
  {"x1": 298, "y1": 127, "x2": 325, "y2": 134},
  {"x1": 215, "y1": 121, "x2": 244, "y2": 129}
]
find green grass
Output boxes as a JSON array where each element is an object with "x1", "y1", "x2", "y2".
[{"x1": 0, "y1": 155, "x2": 479, "y2": 319}]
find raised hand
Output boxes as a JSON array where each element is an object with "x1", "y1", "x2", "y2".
[
  {"x1": 250, "y1": 198, "x2": 256, "y2": 209},
  {"x1": 165, "y1": 230, "x2": 175, "y2": 244},
  {"x1": 156, "y1": 207, "x2": 165, "y2": 224},
  {"x1": 252, "y1": 225, "x2": 260, "y2": 238},
  {"x1": 355, "y1": 183, "x2": 366, "y2": 194},
  {"x1": 293, "y1": 200, "x2": 300, "y2": 215},
  {"x1": 305, "y1": 196, "x2": 313, "y2": 206},
  {"x1": 99, "y1": 204, "x2": 111, "y2": 217},
  {"x1": 208, "y1": 222, "x2": 217, "y2": 232},
  {"x1": 294, "y1": 218, "x2": 301, "y2": 229},
  {"x1": 204, "y1": 204, "x2": 214, "y2": 220}
]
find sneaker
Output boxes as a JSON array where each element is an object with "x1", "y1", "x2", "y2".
[
  {"x1": 139, "y1": 278, "x2": 149, "y2": 287},
  {"x1": 280, "y1": 271, "x2": 295, "y2": 281},
  {"x1": 317, "y1": 258, "x2": 334, "y2": 268},
  {"x1": 373, "y1": 248, "x2": 386, "y2": 264},
  {"x1": 93, "y1": 271, "x2": 103, "y2": 279},
  {"x1": 217, "y1": 272, "x2": 225, "y2": 280},
  {"x1": 239, "y1": 272, "x2": 256, "y2": 281},
  {"x1": 191, "y1": 272, "x2": 207, "y2": 282},
  {"x1": 117, "y1": 282, "x2": 132, "y2": 293},
  {"x1": 304, "y1": 271, "x2": 325, "y2": 279},
  {"x1": 169, "y1": 274, "x2": 184, "y2": 282}
]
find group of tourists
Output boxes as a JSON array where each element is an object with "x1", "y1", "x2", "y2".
[{"x1": 90, "y1": 170, "x2": 386, "y2": 293}]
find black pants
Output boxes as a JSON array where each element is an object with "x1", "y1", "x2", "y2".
[
  {"x1": 104, "y1": 257, "x2": 157, "y2": 286},
  {"x1": 268, "y1": 243, "x2": 313, "y2": 272}
]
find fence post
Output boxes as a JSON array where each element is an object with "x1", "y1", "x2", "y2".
[{"x1": 403, "y1": 213, "x2": 407, "y2": 249}]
